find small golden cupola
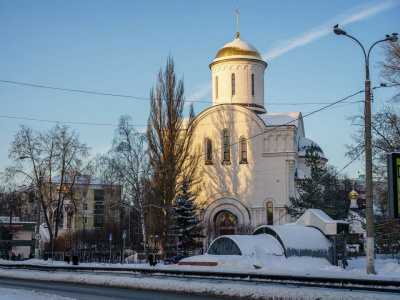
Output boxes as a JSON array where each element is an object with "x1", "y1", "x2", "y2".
[
  {"x1": 349, "y1": 181, "x2": 359, "y2": 200},
  {"x1": 349, "y1": 181, "x2": 359, "y2": 211}
]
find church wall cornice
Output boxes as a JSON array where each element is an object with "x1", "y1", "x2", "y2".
[
  {"x1": 192, "y1": 104, "x2": 266, "y2": 132},
  {"x1": 262, "y1": 152, "x2": 297, "y2": 158},
  {"x1": 209, "y1": 58, "x2": 267, "y2": 69}
]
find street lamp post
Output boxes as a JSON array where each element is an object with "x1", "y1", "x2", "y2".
[{"x1": 333, "y1": 26, "x2": 398, "y2": 274}]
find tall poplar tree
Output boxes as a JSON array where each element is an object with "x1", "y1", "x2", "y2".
[{"x1": 146, "y1": 56, "x2": 202, "y2": 223}]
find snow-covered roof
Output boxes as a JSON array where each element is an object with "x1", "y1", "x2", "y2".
[
  {"x1": 14, "y1": 185, "x2": 32, "y2": 193},
  {"x1": 257, "y1": 112, "x2": 300, "y2": 128},
  {"x1": 179, "y1": 117, "x2": 190, "y2": 130},
  {"x1": 207, "y1": 234, "x2": 284, "y2": 256},
  {"x1": 254, "y1": 225, "x2": 332, "y2": 251},
  {"x1": 298, "y1": 137, "x2": 326, "y2": 159},
  {"x1": 291, "y1": 209, "x2": 349, "y2": 235},
  {"x1": 50, "y1": 173, "x2": 108, "y2": 186},
  {"x1": 295, "y1": 169, "x2": 306, "y2": 179},
  {"x1": 307, "y1": 209, "x2": 335, "y2": 223}
]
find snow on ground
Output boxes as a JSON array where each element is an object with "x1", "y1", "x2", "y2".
[
  {"x1": 0, "y1": 267, "x2": 399, "y2": 300},
  {"x1": 1, "y1": 255, "x2": 399, "y2": 279},
  {"x1": 0, "y1": 256, "x2": 399, "y2": 299},
  {"x1": 0, "y1": 287, "x2": 76, "y2": 300}
]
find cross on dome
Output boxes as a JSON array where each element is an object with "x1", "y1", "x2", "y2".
[{"x1": 236, "y1": 6, "x2": 240, "y2": 38}]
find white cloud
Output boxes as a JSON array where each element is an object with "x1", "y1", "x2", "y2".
[
  {"x1": 186, "y1": 81, "x2": 212, "y2": 104},
  {"x1": 186, "y1": 0, "x2": 399, "y2": 103},
  {"x1": 262, "y1": 0, "x2": 400, "y2": 61}
]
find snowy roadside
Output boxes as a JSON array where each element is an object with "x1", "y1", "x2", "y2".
[
  {"x1": 0, "y1": 267, "x2": 399, "y2": 300},
  {"x1": 0, "y1": 287, "x2": 76, "y2": 300},
  {"x1": 0, "y1": 257, "x2": 399, "y2": 300},
  {"x1": 1, "y1": 256, "x2": 399, "y2": 280}
]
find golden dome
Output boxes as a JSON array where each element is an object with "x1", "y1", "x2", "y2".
[
  {"x1": 214, "y1": 37, "x2": 262, "y2": 60},
  {"x1": 349, "y1": 190, "x2": 358, "y2": 200}
]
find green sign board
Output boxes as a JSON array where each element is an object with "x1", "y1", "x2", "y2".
[
  {"x1": 397, "y1": 158, "x2": 400, "y2": 216},
  {"x1": 388, "y1": 153, "x2": 400, "y2": 219}
]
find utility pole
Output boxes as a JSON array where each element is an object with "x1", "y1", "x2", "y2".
[
  {"x1": 364, "y1": 76, "x2": 375, "y2": 274},
  {"x1": 333, "y1": 26, "x2": 398, "y2": 274}
]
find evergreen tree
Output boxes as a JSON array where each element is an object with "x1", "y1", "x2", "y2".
[
  {"x1": 171, "y1": 181, "x2": 203, "y2": 255},
  {"x1": 286, "y1": 145, "x2": 350, "y2": 220}
]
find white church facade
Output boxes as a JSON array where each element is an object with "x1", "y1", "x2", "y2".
[{"x1": 190, "y1": 31, "x2": 327, "y2": 244}]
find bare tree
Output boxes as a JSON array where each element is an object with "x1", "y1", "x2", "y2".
[
  {"x1": 379, "y1": 41, "x2": 400, "y2": 100},
  {"x1": 346, "y1": 105, "x2": 400, "y2": 179},
  {"x1": 97, "y1": 115, "x2": 151, "y2": 252},
  {"x1": 345, "y1": 42, "x2": 400, "y2": 219},
  {"x1": 235, "y1": 223, "x2": 256, "y2": 235},
  {"x1": 6, "y1": 124, "x2": 91, "y2": 250}
]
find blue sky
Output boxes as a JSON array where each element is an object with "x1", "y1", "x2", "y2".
[{"x1": 0, "y1": 0, "x2": 399, "y2": 180}]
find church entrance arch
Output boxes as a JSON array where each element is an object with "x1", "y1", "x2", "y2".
[{"x1": 215, "y1": 210, "x2": 237, "y2": 236}]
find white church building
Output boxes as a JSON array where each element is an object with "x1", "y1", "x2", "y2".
[{"x1": 191, "y1": 30, "x2": 327, "y2": 244}]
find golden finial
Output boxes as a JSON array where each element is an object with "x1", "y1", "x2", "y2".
[
  {"x1": 236, "y1": 6, "x2": 240, "y2": 38},
  {"x1": 349, "y1": 180, "x2": 358, "y2": 200}
]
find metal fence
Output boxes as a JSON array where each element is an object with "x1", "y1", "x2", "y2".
[{"x1": 41, "y1": 251, "x2": 165, "y2": 264}]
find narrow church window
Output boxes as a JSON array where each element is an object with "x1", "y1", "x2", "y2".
[
  {"x1": 240, "y1": 137, "x2": 247, "y2": 163},
  {"x1": 267, "y1": 202, "x2": 273, "y2": 225},
  {"x1": 215, "y1": 76, "x2": 218, "y2": 99},
  {"x1": 206, "y1": 138, "x2": 213, "y2": 164},
  {"x1": 231, "y1": 74, "x2": 235, "y2": 95},
  {"x1": 223, "y1": 130, "x2": 231, "y2": 162},
  {"x1": 251, "y1": 74, "x2": 254, "y2": 96}
]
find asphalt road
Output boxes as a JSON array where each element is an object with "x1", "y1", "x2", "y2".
[{"x1": 0, "y1": 278, "x2": 225, "y2": 300}]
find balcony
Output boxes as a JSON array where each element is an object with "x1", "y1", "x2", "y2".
[
  {"x1": 94, "y1": 196, "x2": 104, "y2": 201},
  {"x1": 93, "y1": 222, "x2": 103, "y2": 228},
  {"x1": 93, "y1": 209, "x2": 104, "y2": 215}
]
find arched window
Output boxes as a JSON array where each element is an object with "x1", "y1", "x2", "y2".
[
  {"x1": 223, "y1": 130, "x2": 230, "y2": 162},
  {"x1": 215, "y1": 76, "x2": 218, "y2": 99},
  {"x1": 206, "y1": 138, "x2": 213, "y2": 164},
  {"x1": 267, "y1": 202, "x2": 273, "y2": 225},
  {"x1": 231, "y1": 74, "x2": 236, "y2": 95},
  {"x1": 240, "y1": 137, "x2": 247, "y2": 163},
  {"x1": 251, "y1": 74, "x2": 254, "y2": 96}
]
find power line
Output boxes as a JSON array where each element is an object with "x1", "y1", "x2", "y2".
[
  {"x1": 172, "y1": 89, "x2": 365, "y2": 167},
  {"x1": 0, "y1": 79, "x2": 339, "y2": 105},
  {"x1": 97, "y1": 89, "x2": 364, "y2": 179},
  {"x1": 0, "y1": 79, "x2": 212, "y2": 104},
  {"x1": 268, "y1": 101, "x2": 362, "y2": 106},
  {"x1": 0, "y1": 115, "x2": 118, "y2": 127},
  {"x1": 1, "y1": 79, "x2": 397, "y2": 107},
  {"x1": 0, "y1": 81, "x2": 369, "y2": 168},
  {"x1": 0, "y1": 100, "x2": 363, "y2": 127}
]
